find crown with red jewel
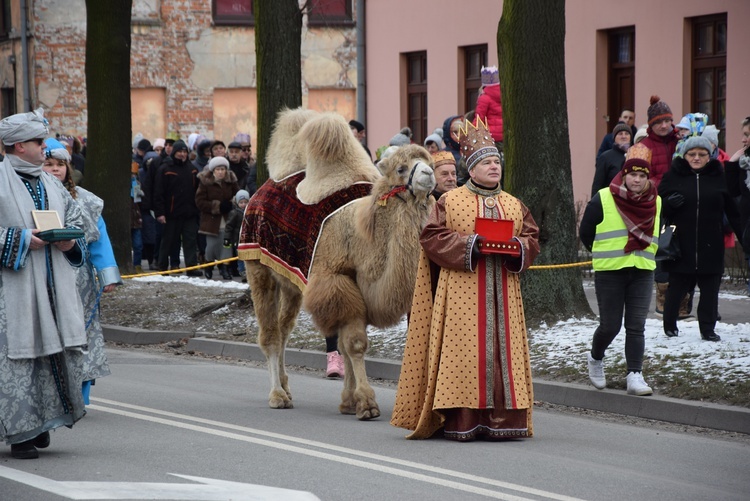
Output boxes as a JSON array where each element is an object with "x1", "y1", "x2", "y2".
[{"x1": 457, "y1": 116, "x2": 499, "y2": 171}]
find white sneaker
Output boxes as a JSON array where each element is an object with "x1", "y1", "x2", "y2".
[
  {"x1": 587, "y1": 353, "x2": 606, "y2": 389},
  {"x1": 626, "y1": 372, "x2": 653, "y2": 396}
]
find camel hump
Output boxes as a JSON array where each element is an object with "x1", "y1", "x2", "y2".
[
  {"x1": 296, "y1": 113, "x2": 381, "y2": 205},
  {"x1": 267, "y1": 107, "x2": 319, "y2": 180}
]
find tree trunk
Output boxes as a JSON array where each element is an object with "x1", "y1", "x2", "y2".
[
  {"x1": 84, "y1": 0, "x2": 133, "y2": 271},
  {"x1": 497, "y1": 0, "x2": 592, "y2": 324},
  {"x1": 254, "y1": 0, "x2": 303, "y2": 184}
]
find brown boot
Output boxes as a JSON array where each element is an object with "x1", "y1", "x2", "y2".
[
  {"x1": 655, "y1": 282, "x2": 668, "y2": 315},
  {"x1": 678, "y1": 293, "x2": 693, "y2": 319}
]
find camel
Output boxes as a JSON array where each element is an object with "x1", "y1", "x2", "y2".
[
  {"x1": 304, "y1": 144, "x2": 436, "y2": 419},
  {"x1": 241, "y1": 110, "x2": 435, "y2": 419},
  {"x1": 242, "y1": 109, "x2": 379, "y2": 409}
]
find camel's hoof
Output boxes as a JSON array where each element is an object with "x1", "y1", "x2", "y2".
[
  {"x1": 356, "y1": 405, "x2": 380, "y2": 421},
  {"x1": 269, "y1": 390, "x2": 293, "y2": 409}
]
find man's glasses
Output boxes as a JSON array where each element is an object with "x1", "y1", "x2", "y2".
[
  {"x1": 241, "y1": 146, "x2": 251, "y2": 152},
  {"x1": 27, "y1": 138, "x2": 45, "y2": 146}
]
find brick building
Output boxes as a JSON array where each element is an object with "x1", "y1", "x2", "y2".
[{"x1": 0, "y1": 0, "x2": 359, "y2": 145}]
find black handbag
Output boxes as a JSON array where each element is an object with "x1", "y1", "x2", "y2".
[{"x1": 655, "y1": 222, "x2": 680, "y2": 261}]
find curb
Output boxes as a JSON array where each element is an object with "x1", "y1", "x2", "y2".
[{"x1": 102, "y1": 326, "x2": 750, "y2": 435}]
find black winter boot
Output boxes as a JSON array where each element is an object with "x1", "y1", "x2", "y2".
[{"x1": 219, "y1": 264, "x2": 232, "y2": 280}]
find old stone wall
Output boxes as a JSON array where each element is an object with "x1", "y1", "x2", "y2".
[{"x1": 31, "y1": 0, "x2": 357, "y2": 143}]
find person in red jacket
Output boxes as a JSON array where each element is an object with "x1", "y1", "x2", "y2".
[
  {"x1": 475, "y1": 66, "x2": 503, "y2": 149},
  {"x1": 639, "y1": 95, "x2": 681, "y2": 315},
  {"x1": 639, "y1": 95, "x2": 679, "y2": 188}
]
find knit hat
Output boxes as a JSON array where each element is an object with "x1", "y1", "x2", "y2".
[
  {"x1": 137, "y1": 138, "x2": 152, "y2": 152},
  {"x1": 424, "y1": 133, "x2": 444, "y2": 150},
  {"x1": 681, "y1": 136, "x2": 712, "y2": 154},
  {"x1": 701, "y1": 125, "x2": 719, "y2": 148},
  {"x1": 432, "y1": 151, "x2": 455, "y2": 169},
  {"x1": 171, "y1": 139, "x2": 188, "y2": 155},
  {"x1": 633, "y1": 125, "x2": 648, "y2": 144},
  {"x1": 233, "y1": 132, "x2": 251, "y2": 146},
  {"x1": 389, "y1": 133, "x2": 410, "y2": 147},
  {"x1": 457, "y1": 117, "x2": 500, "y2": 171},
  {"x1": 348, "y1": 120, "x2": 365, "y2": 133},
  {"x1": 208, "y1": 156, "x2": 229, "y2": 171},
  {"x1": 480, "y1": 66, "x2": 500, "y2": 86},
  {"x1": 45, "y1": 137, "x2": 71, "y2": 162},
  {"x1": 647, "y1": 95, "x2": 673, "y2": 126},
  {"x1": 612, "y1": 123, "x2": 632, "y2": 139},
  {"x1": 675, "y1": 115, "x2": 692, "y2": 131},
  {"x1": 622, "y1": 143, "x2": 652, "y2": 177},
  {"x1": 235, "y1": 189, "x2": 250, "y2": 204},
  {"x1": 132, "y1": 132, "x2": 144, "y2": 149},
  {"x1": 153, "y1": 138, "x2": 165, "y2": 150}
]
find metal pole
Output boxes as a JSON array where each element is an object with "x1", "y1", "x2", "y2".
[
  {"x1": 356, "y1": 0, "x2": 366, "y2": 126},
  {"x1": 20, "y1": 0, "x2": 32, "y2": 111}
]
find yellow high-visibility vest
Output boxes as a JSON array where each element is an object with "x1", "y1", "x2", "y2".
[{"x1": 592, "y1": 188, "x2": 661, "y2": 271}]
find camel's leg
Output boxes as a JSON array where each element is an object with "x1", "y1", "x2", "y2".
[
  {"x1": 339, "y1": 318, "x2": 380, "y2": 420},
  {"x1": 337, "y1": 333, "x2": 356, "y2": 414},
  {"x1": 246, "y1": 262, "x2": 292, "y2": 409},
  {"x1": 277, "y1": 285, "x2": 303, "y2": 398}
]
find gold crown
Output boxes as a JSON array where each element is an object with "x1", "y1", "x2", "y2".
[{"x1": 457, "y1": 117, "x2": 499, "y2": 170}]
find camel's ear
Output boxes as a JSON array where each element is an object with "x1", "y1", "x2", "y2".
[{"x1": 355, "y1": 199, "x2": 377, "y2": 242}]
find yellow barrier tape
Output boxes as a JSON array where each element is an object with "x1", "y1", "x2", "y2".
[
  {"x1": 123, "y1": 256, "x2": 591, "y2": 279},
  {"x1": 121, "y1": 256, "x2": 239, "y2": 279},
  {"x1": 529, "y1": 261, "x2": 592, "y2": 270}
]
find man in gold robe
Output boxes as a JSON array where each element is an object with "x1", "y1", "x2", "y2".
[{"x1": 391, "y1": 118, "x2": 540, "y2": 441}]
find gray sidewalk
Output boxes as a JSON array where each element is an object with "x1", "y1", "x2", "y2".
[{"x1": 103, "y1": 324, "x2": 750, "y2": 435}]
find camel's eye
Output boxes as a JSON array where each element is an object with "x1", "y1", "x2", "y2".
[{"x1": 397, "y1": 165, "x2": 408, "y2": 176}]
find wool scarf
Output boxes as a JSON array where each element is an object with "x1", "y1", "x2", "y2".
[{"x1": 609, "y1": 172, "x2": 658, "y2": 253}]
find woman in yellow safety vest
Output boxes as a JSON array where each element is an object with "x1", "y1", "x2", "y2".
[{"x1": 579, "y1": 143, "x2": 661, "y2": 396}]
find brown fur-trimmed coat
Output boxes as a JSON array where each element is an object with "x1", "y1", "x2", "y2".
[{"x1": 195, "y1": 167, "x2": 239, "y2": 236}]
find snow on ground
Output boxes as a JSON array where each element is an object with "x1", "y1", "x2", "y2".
[
  {"x1": 133, "y1": 274, "x2": 749, "y2": 379},
  {"x1": 133, "y1": 274, "x2": 249, "y2": 291},
  {"x1": 531, "y1": 317, "x2": 750, "y2": 382}
]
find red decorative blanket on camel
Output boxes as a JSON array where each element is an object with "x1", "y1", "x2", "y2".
[{"x1": 238, "y1": 171, "x2": 372, "y2": 291}]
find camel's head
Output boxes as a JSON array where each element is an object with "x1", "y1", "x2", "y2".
[{"x1": 376, "y1": 144, "x2": 436, "y2": 200}]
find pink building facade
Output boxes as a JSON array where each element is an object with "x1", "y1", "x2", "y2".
[{"x1": 363, "y1": 0, "x2": 750, "y2": 203}]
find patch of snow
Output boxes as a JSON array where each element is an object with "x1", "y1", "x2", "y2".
[
  {"x1": 133, "y1": 274, "x2": 249, "y2": 291},
  {"x1": 532, "y1": 318, "x2": 750, "y2": 382}
]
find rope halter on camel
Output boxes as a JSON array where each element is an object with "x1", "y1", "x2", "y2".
[{"x1": 377, "y1": 160, "x2": 430, "y2": 206}]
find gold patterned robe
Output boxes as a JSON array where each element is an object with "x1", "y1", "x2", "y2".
[{"x1": 391, "y1": 181, "x2": 539, "y2": 440}]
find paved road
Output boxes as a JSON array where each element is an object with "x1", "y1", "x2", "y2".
[{"x1": 2, "y1": 348, "x2": 748, "y2": 501}]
